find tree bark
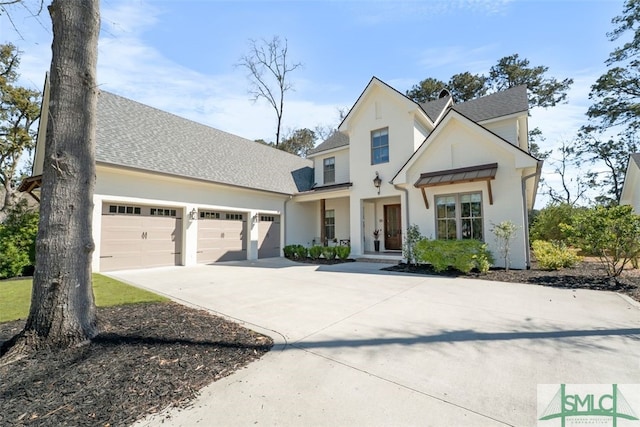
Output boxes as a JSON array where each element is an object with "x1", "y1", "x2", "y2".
[{"x1": 1, "y1": 0, "x2": 100, "y2": 360}]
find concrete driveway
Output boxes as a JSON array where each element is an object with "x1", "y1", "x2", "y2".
[{"x1": 110, "y1": 259, "x2": 640, "y2": 427}]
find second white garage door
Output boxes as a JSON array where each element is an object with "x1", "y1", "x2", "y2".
[
  {"x1": 197, "y1": 211, "x2": 247, "y2": 263},
  {"x1": 258, "y1": 215, "x2": 280, "y2": 258}
]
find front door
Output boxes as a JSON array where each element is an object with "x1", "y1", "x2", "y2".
[{"x1": 384, "y1": 204, "x2": 401, "y2": 250}]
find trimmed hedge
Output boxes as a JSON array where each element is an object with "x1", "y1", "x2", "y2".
[
  {"x1": 414, "y1": 239, "x2": 493, "y2": 273},
  {"x1": 284, "y1": 244, "x2": 351, "y2": 261},
  {"x1": 335, "y1": 246, "x2": 350, "y2": 260}
]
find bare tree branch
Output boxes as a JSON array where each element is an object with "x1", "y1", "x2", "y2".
[{"x1": 237, "y1": 36, "x2": 302, "y2": 147}]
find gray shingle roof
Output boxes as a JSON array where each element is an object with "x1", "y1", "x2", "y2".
[
  {"x1": 307, "y1": 131, "x2": 349, "y2": 156},
  {"x1": 631, "y1": 153, "x2": 640, "y2": 168},
  {"x1": 452, "y1": 85, "x2": 528, "y2": 122},
  {"x1": 419, "y1": 96, "x2": 452, "y2": 123},
  {"x1": 96, "y1": 91, "x2": 313, "y2": 194}
]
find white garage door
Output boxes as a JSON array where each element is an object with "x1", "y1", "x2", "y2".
[
  {"x1": 258, "y1": 215, "x2": 280, "y2": 258},
  {"x1": 100, "y1": 203, "x2": 182, "y2": 272},
  {"x1": 197, "y1": 211, "x2": 247, "y2": 263}
]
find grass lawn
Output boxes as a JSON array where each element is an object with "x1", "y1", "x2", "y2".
[{"x1": 0, "y1": 274, "x2": 168, "y2": 323}]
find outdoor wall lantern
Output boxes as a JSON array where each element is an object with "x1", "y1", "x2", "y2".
[
  {"x1": 189, "y1": 208, "x2": 197, "y2": 220},
  {"x1": 373, "y1": 172, "x2": 382, "y2": 195}
]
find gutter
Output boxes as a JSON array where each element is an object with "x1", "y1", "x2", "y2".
[{"x1": 521, "y1": 160, "x2": 544, "y2": 269}]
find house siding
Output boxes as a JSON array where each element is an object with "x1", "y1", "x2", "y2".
[
  {"x1": 314, "y1": 148, "x2": 350, "y2": 185},
  {"x1": 405, "y1": 119, "x2": 531, "y2": 268},
  {"x1": 483, "y1": 118, "x2": 518, "y2": 146}
]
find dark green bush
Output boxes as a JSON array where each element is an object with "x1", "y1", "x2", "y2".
[
  {"x1": 308, "y1": 245, "x2": 323, "y2": 260},
  {"x1": 322, "y1": 246, "x2": 336, "y2": 260},
  {"x1": 0, "y1": 201, "x2": 39, "y2": 279},
  {"x1": 562, "y1": 205, "x2": 640, "y2": 278},
  {"x1": 530, "y1": 203, "x2": 580, "y2": 243},
  {"x1": 414, "y1": 239, "x2": 493, "y2": 273},
  {"x1": 335, "y1": 246, "x2": 350, "y2": 260},
  {"x1": 283, "y1": 245, "x2": 296, "y2": 258},
  {"x1": 531, "y1": 240, "x2": 581, "y2": 270}
]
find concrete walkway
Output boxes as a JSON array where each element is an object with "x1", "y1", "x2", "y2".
[{"x1": 109, "y1": 259, "x2": 640, "y2": 427}]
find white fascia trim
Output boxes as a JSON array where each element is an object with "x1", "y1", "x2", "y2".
[
  {"x1": 307, "y1": 145, "x2": 349, "y2": 158},
  {"x1": 96, "y1": 194, "x2": 281, "y2": 215}
]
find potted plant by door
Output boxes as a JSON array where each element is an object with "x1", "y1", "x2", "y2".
[{"x1": 373, "y1": 229, "x2": 381, "y2": 252}]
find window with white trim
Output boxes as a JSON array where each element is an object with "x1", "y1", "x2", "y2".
[
  {"x1": 324, "y1": 210, "x2": 335, "y2": 240},
  {"x1": 435, "y1": 192, "x2": 483, "y2": 240},
  {"x1": 371, "y1": 128, "x2": 389, "y2": 165},
  {"x1": 323, "y1": 157, "x2": 335, "y2": 184}
]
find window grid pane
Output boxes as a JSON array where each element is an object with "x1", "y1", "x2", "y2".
[
  {"x1": 436, "y1": 193, "x2": 482, "y2": 241},
  {"x1": 325, "y1": 209, "x2": 335, "y2": 240},
  {"x1": 323, "y1": 157, "x2": 335, "y2": 184},
  {"x1": 371, "y1": 128, "x2": 389, "y2": 165}
]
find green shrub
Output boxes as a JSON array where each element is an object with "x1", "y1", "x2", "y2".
[
  {"x1": 530, "y1": 203, "x2": 579, "y2": 243},
  {"x1": 283, "y1": 245, "x2": 296, "y2": 258},
  {"x1": 414, "y1": 239, "x2": 493, "y2": 273},
  {"x1": 298, "y1": 245, "x2": 309, "y2": 259},
  {"x1": 322, "y1": 246, "x2": 336, "y2": 260},
  {"x1": 0, "y1": 201, "x2": 39, "y2": 279},
  {"x1": 532, "y1": 240, "x2": 581, "y2": 270},
  {"x1": 284, "y1": 244, "x2": 308, "y2": 259},
  {"x1": 335, "y1": 246, "x2": 350, "y2": 260},
  {"x1": 308, "y1": 245, "x2": 323, "y2": 260},
  {"x1": 402, "y1": 224, "x2": 422, "y2": 266},
  {"x1": 562, "y1": 205, "x2": 640, "y2": 278}
]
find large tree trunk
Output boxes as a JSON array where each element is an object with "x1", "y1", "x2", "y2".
[{"x1": 1, "y1": 0, "x2": 100, "y2": 361}]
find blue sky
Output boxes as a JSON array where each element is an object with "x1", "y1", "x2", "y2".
[{"x1": 0, "y1": 0, "x2": 628, "y2": 206}]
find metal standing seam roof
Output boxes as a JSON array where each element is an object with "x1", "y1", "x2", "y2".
[
  {"x1": 414, "y1": 163, "x2": 498, "y2": 187},
  {"x1": 96, "y1": 91, "x2": 314, "y2": 194}
]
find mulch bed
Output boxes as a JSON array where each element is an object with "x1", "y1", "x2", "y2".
[
  {"x1": 384, "y1": 258, "x2": 640, "y2": 302},
  {"x1": 0, "y1": 302, "x2": 273, "y2": 427}
]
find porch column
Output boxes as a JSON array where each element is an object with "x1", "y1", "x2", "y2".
[
  {"x1": 320, "y1": 199, "x2": 326, "y2": 246},
  {"x1": 248, "y1": 209, "x2": 259, "y2": 260}
]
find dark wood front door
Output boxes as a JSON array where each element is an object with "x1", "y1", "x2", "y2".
[{"x1": 384, "y1": 204, "x2": 402, "y2": 250}]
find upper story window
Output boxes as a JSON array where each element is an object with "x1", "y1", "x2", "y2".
[
  {"x1": 323, "y1": 157, "x2": 335, "y2": 184},
  {"x1": 371, "y1": 128, "x2": 389, "y2": 165}
]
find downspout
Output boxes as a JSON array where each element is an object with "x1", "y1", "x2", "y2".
[{"x1": 521, "y1": 160, "x2": 543, "y2": 269}]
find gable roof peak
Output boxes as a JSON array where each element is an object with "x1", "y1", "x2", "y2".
[{"x1": 451, "y1": 85, "x2": 528, "y2": 122}]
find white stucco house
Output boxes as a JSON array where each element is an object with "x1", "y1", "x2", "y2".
[
  {"x1": 620, "y1": 153, "x2": 640, "y2": 212},
  {"x1": 22, "y1": 76, "x2": 542, "y2": 272}
]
